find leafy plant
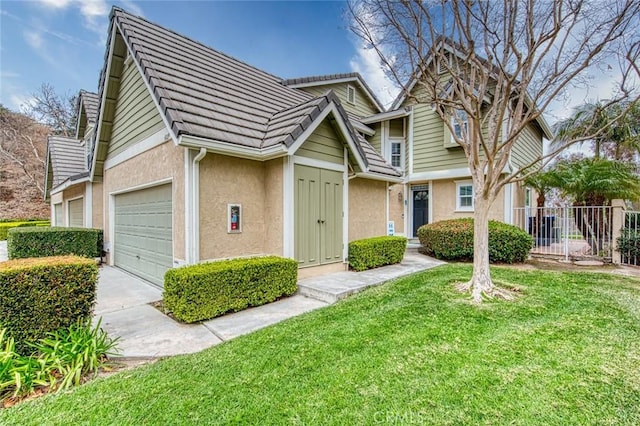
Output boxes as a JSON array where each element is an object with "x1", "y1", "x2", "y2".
[
  {"x1": 418, "y1": 218, "x2": 533, "y2": 263},
  {"x1": 7, "y1": 226, "x2": 103, "y2": 259},
  {"x1": 164, "y1": 256, "x2": 298, "y2": 323},
  {"x1": 0, "y1": 329, "x2": 55, "y2": 400},
  {"x1": 32, "y1": 319, "x2": 119, "y2": 390},
  {"x1": 0, "y1": 256, "x2": 98, "y2": 355},
  {"x1": 348, "y1": 236, "x2": 407, "y2": 271}
]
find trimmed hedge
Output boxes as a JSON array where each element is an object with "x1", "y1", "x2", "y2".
[
  {"x1": 418, "y1": 218, "x2": 533, "y2": 264},
  {"x1": 0, "y1": 220, "x2": 49, "y2": 240},
  {"x1": 164, "y1": 256, "x2": 298, "y2": 323},
  {"x1": 7, "y1": 227, "x2": 103, "y2": 259},
  {"x1": 0, "y1": 256, "x2": 98, "y2": 354},
  {"x1": 348, "y1": 236, "x2": 407, "y2": 271},
  {"x1": 617, "y1": 230, "x2": 640, "y2": 264}
]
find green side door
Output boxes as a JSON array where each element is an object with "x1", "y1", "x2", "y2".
[{"x1": 294, "y1": 165, "x2": 343, "y2": 267}]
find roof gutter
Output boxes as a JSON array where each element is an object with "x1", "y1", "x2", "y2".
[
  {"x1": 360, "y1": 108, "x2": 411, "y2": 124},
  {"x1": 49, "y1": 175, "x2": 91, "y2": 196},
  {"x1": 354, "y1": 171, "x2": 403, "y2": 183},
  {"x1": 178, "y1": 135, "x2": 288, "y2": 161}
]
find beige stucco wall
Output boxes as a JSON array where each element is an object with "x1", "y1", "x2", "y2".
[
  {"x1": 431, "y1": 178, "x2": 505, "y2": 223},
  {"x1": 388, "y1": 183, "x2": 405, "y2": 235},
  {"x1": 57, "y1": 183, "x2": 86, "y2": 226},
  {"x1": 199, "y1": 153, "x2": 283, "y2": 261},
  {"x1": 91, "y1": 182, "x2": 103, "y2": 230},
  {"x1": 348, "y1": 178, "x2": 387, "y2": 241},
  {"x1": 103, "y1": 140, "x2": 185, "y2": 263}
]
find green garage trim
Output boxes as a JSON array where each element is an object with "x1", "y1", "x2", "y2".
[{"x1": 114, "y1": 183, "x2": 173, "y2": 287}]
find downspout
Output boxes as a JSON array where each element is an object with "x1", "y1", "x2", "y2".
[{"x1": 191, "y1": 147, "x2": 207, "y2": 264}]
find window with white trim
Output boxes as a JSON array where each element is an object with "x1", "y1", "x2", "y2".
[
  {"x1": 390, "y1": 140, "x2": 403, "y2": 169},
  {"x1": 346, "y1": 85, "x2": 356, "y2": 105},
  {"x1": 451, "y1": 109, "x2": 468, "y2": 142},
  {"x1": 456, "y1": 181, "x2": 474, "y2": 211}
]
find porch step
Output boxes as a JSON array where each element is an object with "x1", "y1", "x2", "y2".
[
  {"x1": 407, "y1": 239, "x2": 421, "y2": 252},
  {"x1": 297, "y1": 252, "x2": 444, "y2": 304}
]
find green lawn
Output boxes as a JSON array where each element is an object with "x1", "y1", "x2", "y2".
[{"x1": 3, "y1": 265, "x2": 640, "y2": 425}]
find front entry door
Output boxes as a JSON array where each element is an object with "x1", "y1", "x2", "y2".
[
  {"x1": 412, "y1": 186, "x2": 429, "y2": 237},
  {"x1": 294, "y1": 165, "x2": 343, "y2": 267}
]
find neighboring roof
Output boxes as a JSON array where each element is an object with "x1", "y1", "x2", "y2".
[
  {"x1": 282, "y1": 72, "x2": 385, "y2": 113},
  {"x1": 390, "y1": 39, "x2": 553, "y2": 140},
  {"x1": 93, "y1": 7, "x2": 398, "y2": 179},
  {"x1": 79, "y1": 91, "x2": 99, "y2": 124},
  {"x1": 45, "y1": 136, "x2": 87, "y2": 191},
  {"x1": 361, "y1": 107, "x2": 411, "y2": 124}
]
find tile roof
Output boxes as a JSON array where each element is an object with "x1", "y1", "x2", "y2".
[
  {"x1": 79, "y1": 91, "x2": 99, "y2": 124},
  {"x1": 47, "y1": 136, "x2": 87, "y2": 187},
  {"x1": 107, "y1": 7, "x2": 398, "y2": 178}
]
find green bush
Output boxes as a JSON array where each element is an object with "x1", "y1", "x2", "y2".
[
  {"x1": 0, "y1": 221, "x2": 49, "y2": 240},
  {"x1": 164, "y1": 256, "x2": 298, "y2": 323},
  {"x1": 617, "y1": 229, "x2": 639, "y2": 265},
  {"x1": 348, "y1": 236, "x2": 407, "y2": 271},
  {"x1": 0, "y1": 256, "x2": 98, "y2": 354},
  {"x1": 7, "y1": 227, "x2": 102, "y2": 259},
  {"x1": 418, "y1": 218, "x2": 533, "y2": 264}
]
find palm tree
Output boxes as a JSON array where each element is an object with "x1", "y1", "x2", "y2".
[
  {"x1": 554, "y1": 100, "x2": 640, "y2": 161},
  {"x1": 551, "y1": 158, "x2": 640, "y2": 253}
]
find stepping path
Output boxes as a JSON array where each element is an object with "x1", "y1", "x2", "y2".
[{"x1": 96, "y1": 250, "x2": 444, "y2": 358}]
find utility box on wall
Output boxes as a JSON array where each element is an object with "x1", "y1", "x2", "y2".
[{"x1": 228, "y1": 204, "x2": 242, "y2": 233}]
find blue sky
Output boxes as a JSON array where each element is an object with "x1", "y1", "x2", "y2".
[
  {"x1": 0, "y1": 0, "x2": 623, "y2": 123},
  {"x1": 0, "y1": 0, "x2": 397, "y2": 112}
]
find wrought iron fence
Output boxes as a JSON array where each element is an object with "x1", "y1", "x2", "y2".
[
  {"x1": 512, "y1": 206, "x2": 613, "y2": 261},
  {"x1": 619, "y1": 211, "x2": 640, "y2": 266}
]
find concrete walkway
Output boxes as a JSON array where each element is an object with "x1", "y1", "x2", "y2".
[{"x1": 97, "y1": 252, "x2": 443, "y2": 358}]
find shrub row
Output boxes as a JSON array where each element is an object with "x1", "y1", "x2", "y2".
[
  {"x1": 0, "y1": 256, "x2": 98, "y2": 354},
  {"x1": 7, "y1": 227, "x2": 103, "y2": 259},
  {"x1": 348, "y1": 236, "x2": 407, "y2": 271},
  {"x1": 617, "y1": 229, "x2": 640, "y2": 263},
  {"x1": 164, "y1": 256, "x2": 298, "y2": 323},
  {"x1": 418, "y1": 218, "x2": 533, "y2": 264},
  {"x1": 0, "y1": 221, "x2": 49, "y2": 240}
]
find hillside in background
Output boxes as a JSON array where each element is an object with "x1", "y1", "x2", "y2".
[{"x1": 0, "y1": 106, "x2": 50, "y2": 219}]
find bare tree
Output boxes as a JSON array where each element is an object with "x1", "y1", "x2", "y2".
[
  {"x1": 0, "y1": 105, "x2": 50, "y2": 196},
  {"x1": 349, "y1": 0, "x2": 640, "y2": 302},
  {"x1": 27, "y1": 83, "x2": 77, "y2": 137}
]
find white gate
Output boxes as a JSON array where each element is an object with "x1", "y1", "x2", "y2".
[
  {"x1": 619, "y1": 211, "x2": 640, "y2": 266},
  {"x1": 513, "y1": 206, "x2": 613, "y2": 261}
]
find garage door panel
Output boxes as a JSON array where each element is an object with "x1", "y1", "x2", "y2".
[{"x1": 114, "y1": 184, "x2": 172, "y2": 287}]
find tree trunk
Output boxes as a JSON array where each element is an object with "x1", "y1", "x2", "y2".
[{"x1": 469, "y1": 198, "x2": 493, "y2": 302}]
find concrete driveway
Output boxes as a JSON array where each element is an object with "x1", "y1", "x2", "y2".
[{"x1": 96, "y1": 266, "x2": 328, "y2": 358}]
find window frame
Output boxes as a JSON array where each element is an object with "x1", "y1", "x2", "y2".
[
  {"x1": 346, "y1": 85, "x2": 356, "y2": 105},
  {"x1": 451, "y1": 109, "x2": 469, "y2": 143},
  {"x1": 388, "y1": 137, "x2": 405, "y2": 170},
  {"x1": 455, "y1": 181, "x2": 474, "y2": 212}
]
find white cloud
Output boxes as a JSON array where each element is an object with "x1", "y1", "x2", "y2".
[
  {"x1": 119, "y1": 0, "x2": 144, "y2": 17},
  {"x1": 23, "y1": 31, "x2": 43, "y2": 49},
  {"x1": 348, "y1": 5, "x2": 400, "y2": 109},
  {"x1": 8, "y1": 94, "x2": 36, "y2": 113},
  {"x1": 38, "y1": 0, "x2": 73, "y2": 9},
  {"x1": 35, "y1": 0, "x2": 111, "y2": 44}
]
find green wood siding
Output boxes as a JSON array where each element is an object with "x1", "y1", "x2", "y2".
[
  {"x1": 68, "y1": 199, "x2": 84, "y2": 227},
  {"x1": 108, "y1": 61, "x2": 165, "y2": 158},
  {"x1": 410, "y1": 103, "x2": 468, "y2": 173},
  {"x1": 114, "y1": 184, "x2": 173, "y2": 287},
  {"x1": 294, "y1": 165, "x2": 343, "y2": 267},
  {"x1": 297, "y1": 120, "x2": 344, "y2": 164},
  {"x1": 300, "y1": 83, "x2": 379, "y2": 117},
  {"x1": 389, "y1": 118, "x2": 405, "y2": 137},
  {"x1": 368, "y1": 122, "x2": 382, "y2": 152},
  {"x1": 511, "y1": 124, "x2": 543, "y2": 171}
]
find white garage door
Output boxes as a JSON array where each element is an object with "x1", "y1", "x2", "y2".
[
  {"x1": 68, "y1": 198, "x2": 84, "y2": 227},
  {"x1": 114, "y1": 184, "x2": 173, "y2": 287}
]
